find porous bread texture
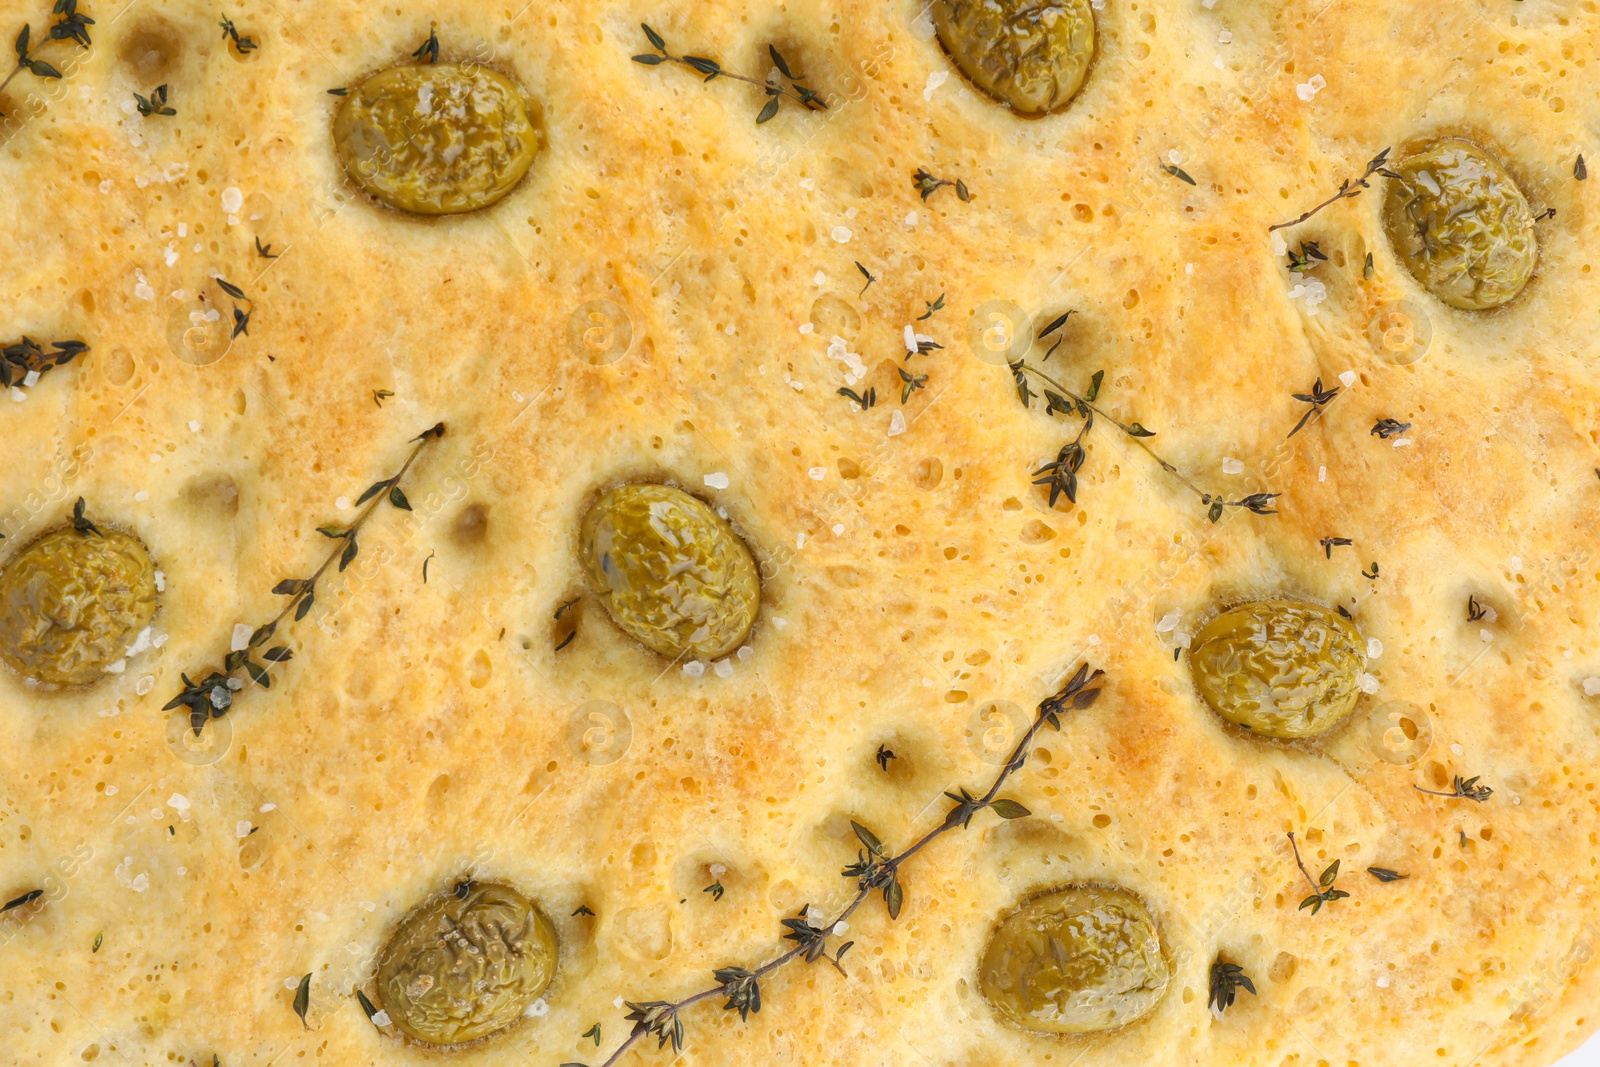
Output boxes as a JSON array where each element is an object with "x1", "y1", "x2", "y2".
[{"x1": 1, "y1": 1, "x2": 1599, "y2": 1066}]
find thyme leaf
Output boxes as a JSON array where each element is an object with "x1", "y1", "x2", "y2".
[{"x1": 1208, "y1": 959, "x2": 1257, "y2": 1013}]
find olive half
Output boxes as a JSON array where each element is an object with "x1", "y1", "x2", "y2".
[
  {"x1": 979, "y1": 885, "x2": 1169, "y2": 1034},
  {"x1": 0, "y1": 526, "x2": 158, "y2": 686},
  {"x1": 375, "y1": 881, "x2": 557, "y2": 1046},
  {"x1": 333, "y1": 62, "x2": 541, "y2": 215},
  {"x1": 1189, "y1": 599, "x2": 1365, "y2": 739},
  {"x1": 932, "y1": 0, "x2": 1095, "y2": 116},
  {"x1": 580, "y1": 484, "x2": 759, "y2": 661},
  {"x1": 1382, "y1": 138, "x2": 1536, "y2": 310}
]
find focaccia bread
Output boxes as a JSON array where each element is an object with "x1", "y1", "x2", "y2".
[{"x1": 2, "y1": 1, "x2": 1599, "y2": 1066}]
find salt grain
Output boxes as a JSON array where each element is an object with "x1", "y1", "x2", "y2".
[
  {"x1": 1155, "y1": 612, "x2": 1180, "y2": 633},
  {"x1": 830, "y1": 226, "x2": 851, "y2": 243},
  {"x1": 1295, "y1": 74, "x2": 1326, "y2": 101},
  {"x1": 683, "y1": 661, "x2": 706, "y2": 678},
  {"x1": 236, "y1": 821, "x2": 254, "y2": 838},
  {"x1": 798, "y1": 322, "x2": 813, "y2": 334},
  {"x1": 1221, "y1": 457, "x2": 1244, "y2": 475},
  {"x1": 1582, "y1": 677, "x2": 1600, "y2": 696},
  {"x1": 231, "y1": 623, "x2": 253, "y2": 652},
  {"x1": 923, "y1": 70, "x2": 948, "y2": 99},
  {"x1": 713, "y1": 659, "x2": 733, "y2": 678},
  {"x1": 704, "y1": 472, "x2": 730, "y2": 490},
  {"x1": 1338, "y1": 370, "x2": 1357, "y2": 387},
  {"x1": 1366, "y1": 638, "x2": 1383, "y2": 659},
  {"x1": 1358, "y1": 672, "x2": 1380, "y2": 694},
  {"x1": 888, "y1": 410, "x2": 907, "y2": 436},
  {"x1": 807, "y1": 467, "x2": 826, "y2": 480},
  {"x1": 832, "y1": 523, "x2": 845, "y2": 535}
]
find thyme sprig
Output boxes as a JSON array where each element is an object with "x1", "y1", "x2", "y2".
[
  {"x1": 133, "y1": 83, "x2": 173, "y2": 117},
  {"x1": 1415, "y1": 775, "x2": 1493, "y2": 802},
  {"x1": 1270, "y1": 148, "x2": 1397, "y2": 232},
  {"x1": 218, "y1": 14, "x2": 256, "y2": 54},
  {"x1": 0, "y1": 0, "x2": 92, "y2": 115},
  {"x1": 1287, "y1": 377, "x2": 1339, "y2": 438},
  {"x1": 1286, "y1": 240, "x2": 1326, "y2": 273},
  {"x1": 162, "y1": 424, "x2": 444, "y2": 735},
  {"x1": 912, "y1": 167, "x2": 971, "y2": 202},
  {"x1": 1208, "y1": 958, "x2": 1257, "y2": 1013},
  {"x1": 1370, "y1": 418, "x2": 1410, "y2": 439},
  {"x1": 1288, "y1": 832, "x2": 1349, "y2": 915},
  {"x1": 633, "y1": 26, "x2": 825, "y2": 123},
  {"x1": 214, "y1": 277, "x2": 253, "y2": 339},
  {"x1": 577, "y1": 664, "x2": 1105, "y2": 1067},
  {"x1": 1, "y1": 336, "x2": 86, "y2": 390},
  {"x1": 1012, "y1": 360, "x2": 1279, "y2": 521},
  {"x1": 1319, "y1": 535, "x2": 1352, "y2": 558}
]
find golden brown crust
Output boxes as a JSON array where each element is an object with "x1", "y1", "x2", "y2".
[{"x1": 1, "y1": 1, "x2": 1599, "y2": 1066}]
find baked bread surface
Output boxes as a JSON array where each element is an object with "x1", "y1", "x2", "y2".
[{"x1": 2, "y1": 1, "x2": 1599, "y2": 1065}]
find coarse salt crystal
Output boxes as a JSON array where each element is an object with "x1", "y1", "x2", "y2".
[
  {"x1": 831, "y1": 226, "x2": 851, "y2": 243},
  {"x1": 1155, "y1": 612, "x2": 1180, "y2": 633},
  {"x1": 284, "y1": 977, "x2": 302, "y2": 990},
  {"x1": 8, "y1": 388, "x2": 24, "y2": 403},
  {"x1": 1510, "y1": 556, "x2": 1522, "y2": 571},
  {"x1": 1296, "y1": 74, "x2": 1326, "y2": 101},
  {"x1": 704, "y1": 472, "x2": 730, "y2": 490},
  {"x1": 1221, "y1": 457, "x2": 1244, "y2": 474},
  {"x1": 135, "y1": 675, "x2": 154, "y2": 695},
  {"x1": 888, "y1": 410, "x2": 907, "y2": 436},
  {"x1": 1377, "y1": 976, "x2": 1390, "y2": 988},
  {"x1": 336, "y1": 496, "x2": 351, "y2": 510},
  {"x1": 231, "y1": 623, "x2": 253, "y2": 652},
  {"x1": 683, "y1": 661, "x2": 706, "y2": 678},
  {"x1": 799, "y1": 177, "x2": 815, "y2": 190},
  {"x1": 1481, "y1": 628, "x2": 1494, "y2": 643},
  {"x1": 1166, "y1": 149, "x2": 1184, "y2": 166},
  {"x1": 1338, "y1": 370, "x2": 1356, "y2": 387},
  {"x1": 153, "y1": 570, "x2": 165, "y2": 591},
  {"x1": 796, "y1": 532, "x2": 806, "y2": 548},
  {"x1": 904, "y1": 211, "x2": 918, "y2": 227},
  {"x1": 808, "y1": 467, "x2": 826, "y2": 480},
  {"x1": 1367, "y1": 638, "x2": 1383, "y2": 659},
  {"x1": 713, "y1": 659, "x2": 733, "y2": 678},
  {"x1": 832, "y1": 523, "x2": 845, "y2": 535},
  {"x1": 1394, "y1": 438, "x2": 1412, "y2": 448},
  {"x1": 1451, "y1": 743, "x2": 1464, "y2": 755},
  {"x1": 1358, "y1": 672, "x2": 1380, "y2": 694},
  {"x1": 923, "y1": 70, "x2": 948, "y2": 99},
  {"x1": 813, "y1": 271, "x2": 827, "y2": 286},
  {"x1": 236, "y1": 821, "x2": 253, "y2": 838},
  {"x1": 103, "y1": 659, "x2": 126, "y2": 674},
  {"x1": 1287, "y1": 279, "x2": 1328, "y2": 313},
  {"x1": 99, "y1": 179, "x2": 112, "y2": 193},
  {"x1": 259, "y1": 803, "x2": 276, "y2": 813},
  {"x1": 904, "y1": 325, "x2": 917, "y2": 352},
  {"x1": 1218, "y1": 30, "x2": 1233, "y2": 43},
  {"x1": 798, "y1": 322, "x2": 813, "y2": 334},
  {"x1": 1271, "y1": 231, "x2": 1288, "y2": 257},
  {"x1": 372, "y1": 1010, "x2": 392, "y2": 1026},
  {"x1": 771, "y1": 617, "x2": 787, "y2": 630},
  {"x1": 1318, "y1": 466, "x2": 1327, "y2": 482},
  {"x1": 188, "y1": 420, "x2": 201, "y2": 433},
  {"x1": 23, "y1": 370, "x2": 40, "y2": 387},
  {"x1": 1582, "y1": 677, "x2": 1600, "y2": 696},
  {"x1": 737, "y1": 646, "x2": 753, "y2": 661}
]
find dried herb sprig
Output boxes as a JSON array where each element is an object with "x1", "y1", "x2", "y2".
[
  {"x1": 213, "y1": 277, "x2": 253, "y2": 339},
  {"x1": 1287, "y1": 377, "x2": 1340, "y2": 438},
  {"x1": 1288, "y1": 832, "x2": 1349, "y2": 915},
  {"x1": 633, "y1": 26, "x2": 825, "y2": 123},
  {"x1": 218, "y1": 15, "x2": 256, "y2": 54},
  {"x1": 1286, "y1": 240, "x2": 1326, "y2": 273},
  {"x1": 1, "y1": 336, "x2": 87, "y2": 390},
  {"x1": 1, "y1": 888, "x2": 43, "y2": 913},
  {"x1": 133, "y1": 83, "x2": 173, "y2": 117},
  {"x1": 1370, "y1": 418, "x2": 1410, "y2": 439},
  {"x1": 0, "y1": 0, "x2": 92, "y2": 115},
  {"x1": 577, "y1": 664, "x2": 1105, "y2": 1067},
  {"x1": 1208, "y1": 958, "x2": 1257, "y2": 1013},
  {"x1": 1013, "y1": 360, "x2": 1278, "y2": 522},
  {"x1": 912, "y1": 167, "x2": 971, "y2": 202},
  {"x1": 837, "y1": 385, "x2": 875, "y2": 410},
  {"x1": 163, "y1": 424, "x2": 444, "y2": 735},
  {"x1": 1319, "y1": 535, "x2": 1352, "y2": 558},
  {"x1": 1269, "y1": 147, "x2": 1397, "y2": 232},
  {"x1": 1415, "y1": 775, "x2": 1493, "y2": 802}
]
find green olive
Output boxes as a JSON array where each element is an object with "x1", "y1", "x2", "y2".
[
  {"x1": 1189, "y1": 599, "x2": 1365, "y2": 739},
  {"x1": 932, "y1": 0, "x2": 1095, "y2": 116},
  {"x1": 375, "y1": 882, "x2": 557, "y2": 1046},
  {"x1": 979, "y1": 885, "x2": 1168, "y2": 1034},
  {"x1": 1382, "y1": 138, "x2": 1536, "y2": 310},
  {"x1": 581, "y1": 484, "x2": 759, "y2": 661},
  {"x1": 0, "y1": 526, "x2": 158, "y2": 687},
  {"x1": 333, "y1": 62, "x2": 541, "y2": 215}
]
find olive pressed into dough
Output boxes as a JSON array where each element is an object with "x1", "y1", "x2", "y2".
[
  {"x1": 1381, "y1": 138, "x2": 1537, "y2": 311},
  {"x1": 333, "y1": 62, "x2": 542, "y2": 215},
  {"x1": 979, "y1": 885, "x2": 1169, "y2": 1033},
  {"x1": 932, "y1": 0, "x2": 1096, "y2": 116},
  {"x1": 374, "y1": 881, "x2": 558, "y2": 1046},
  {"x1": 580, "y1": 483, "x2": 760, "y2": 661},
  {"x1": 0, "y1": 524, "x2": 159, "y2": 687},
  {"x1": 1188, "y1": 599, "x2": 1366, "y2": 739}
]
